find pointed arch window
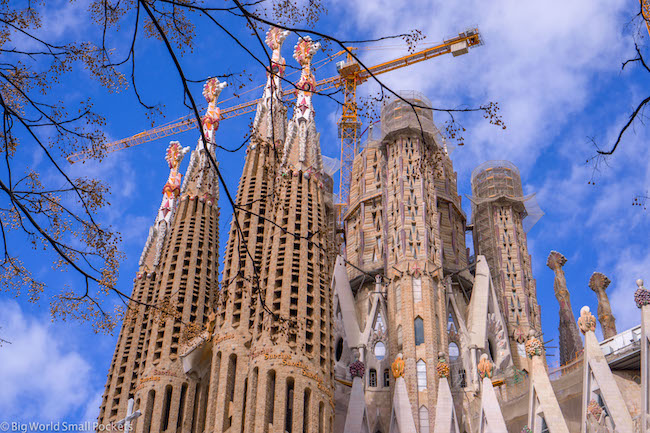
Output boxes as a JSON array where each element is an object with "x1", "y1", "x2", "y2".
[
  {"x1": 419, "y1": 406, "x2": 430, "y2": 433},
  {"x1": 447, "y1": 312, "x2": 457, "y2": 332},
  {"x1": 413, "y1": 278, "x2": 422, "y2": 303},
  {"x1": 416, "y1": 360, "x2": 427, "y2": 391},
  {"x1": 414, "y1": 317, "x2": 424, "y2": 346},
  {"x1": 449, "y1": 342, "x2": 459, "y2": 361}
]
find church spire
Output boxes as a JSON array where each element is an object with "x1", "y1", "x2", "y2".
[
  {"x1": 252, "y1": 26, "x2": 289, "y2": 143},
  {"x1": 139, "y1": 141, "x2": 190, "y2": 268},
  {"x1": 281, "y1": 36, "x2": 323, "y2": 173},
  {"x1": 180, "y1": 77, "x2": 227, "y2": 202}
]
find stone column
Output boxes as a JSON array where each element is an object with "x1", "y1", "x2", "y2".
[
  {"x1": 546, "y1": 251, "x2": 583, "y2": 365},
  {"x1": 589, "y1": 272, "x2": 617, "y2": 340},
  {"x1": 635, "y1": 279, "x2": 650, "y2": 433}
]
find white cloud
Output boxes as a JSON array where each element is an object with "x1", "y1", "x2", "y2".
[
  {"x1": 0, "y1": 300, "x2": 94, "y2": 422},
  {"x1": 608, "y1": 246, "x2": 650, "y2": 332},
  {"x1": 11, "y1": 0, "x2": 92, "y2": 52},
  {"x1": 333, "y1": 0, "x2": 635, "y2": 175}
]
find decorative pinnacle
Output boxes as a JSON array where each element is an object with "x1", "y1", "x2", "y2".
[
  {"x1": 525, "y1": 329, "x2": 543, "y2": 359},
  {"x1": 477, "y1": 354, "x2": 493, "y2": 379},
  {"x1": 349, "y1": 360, "x2": 365, "y2": 378},
  {"x1": 436, "y1": 352, "x2": 449, "y2": 379},
  {"x1": 578, "y1": 306, "x2": 597, "y2": 334},
  {"x1": 587, "y1": 400, "x2": 603, "y2": 418},
  {"x1": 165, "y1": 141, "x2": 186, "y2": 171},
  {"x1": 202, "y1": 77, "x2": 227, "y2": 104},
  {"x1": 265, "y1": 26, "x2": 290, "y2": 52},
  {"x1": 265, "y1": 27, "x2": 289, "y2": 77},
  {"x1": 546, "y1": 251, "x2": 567, "y2": 271},
  {"x1": 391, "y1": 353, "x2": 405, "y2": 379},
  {"x1": 589, "y1": 272, "x2": 611, "y2": 293},
  {"x1": 294, "y1": 36, "x2": 320, "y2": 93},
  {"x1": 634, "y1": 278, "x2": 650, "y2": 309}
]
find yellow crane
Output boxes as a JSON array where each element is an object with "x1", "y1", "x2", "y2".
[{"x1": 67, "y1": 28, "x2": 482, "y2": 207}]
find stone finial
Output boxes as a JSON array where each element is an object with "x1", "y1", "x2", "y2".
[
  {"x1": 265, "y1": 27, "x2": 289, "y2": 61},
  {"x1": 203, "y1": 77, "x2": 227, "y2": 104},
  {"x1": 589, "y1": 272, "x2": 611, "y2": 293},
  {"x1": 436, "y1": 352, "x2": 449, "y2": 379},
  {"x1": 201, "y1": 78, "x2": 227, "y2": 144},
  {"x1": 578, "y1": 306, "x2": 597, "y2": 334},
  {"x1": 546, "y1": 251, "x2": 567, "y2": 270},
  {"x1": 635, "y1": 279, "x2": 650, "y2": 308},
  {"x1": 477, "y1": 354, "x2": 494, "y2": 379},
  {"x1": 587, "y1": 399, "x2": 603, "y2": 418},
  {"x1": 391, "y1": 353, "x2": 405, "y2": 379},
  {"x1": 589, "y1": 272, "x2": 617, "y2": 339},
  {"x1": 293, "y1": 36, "x2": 320, "y2": 93},
  {"x1": 525, "y1": 330, "x2": 543, "y2": 359},
  {"x1": 349, "y1": 360, "x2": 365, "y2": 378}
]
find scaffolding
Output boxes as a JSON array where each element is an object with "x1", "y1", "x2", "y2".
[
  {"x1": 380, "y1": 91, "x2": 445, "y2": 148},
  {"x1": 469, "y1": 160, "x2": 544, "y2": 232}
]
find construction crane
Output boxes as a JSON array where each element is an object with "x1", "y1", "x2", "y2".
[
  {"x1": 641, "y1": 0, "x2": 650, "y2": 35},
  {"x1": 67, "y1": 28, "x2": 483, "y2": 207}
]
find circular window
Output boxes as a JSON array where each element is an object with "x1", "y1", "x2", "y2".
[{"x1": 374, "y1": 342, "x2": 386, "y2": 360}]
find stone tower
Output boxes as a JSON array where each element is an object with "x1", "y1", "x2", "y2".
[
  {"x1": 546, "y1": 251, "x2": 582, "y2": 366},
  {"x1": 98, "y1": 78, "x2": 225, "y2": 432},
  {"x1": 470, "y1": 161, "x2": 541, "y2": 371},
  {"x1": 342, "y1": 92, "x2": 448, "y2": 430},
  {"x1": 202, "y1": 27, "x2": 290, "y2": 433},
  {"x1": 204, "y1": 35, "x2": 336, "y2": 433}
]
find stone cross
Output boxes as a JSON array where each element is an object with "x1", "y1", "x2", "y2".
[
  {"x1": 546, "y1": 251, "x2": 583, "y2": 365},
  {"x1": 589, "y1": 272, "x2": 617, "y2": 340},
  {"x1": 115, "y1": 398, "x2": 141, "y2": 432}
]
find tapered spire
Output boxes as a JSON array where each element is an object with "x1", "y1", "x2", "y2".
[
  {"x1": 139, "y1": 141, "x2": 190, "y2": 268},
  {"x1": 252, "y1": 26, "x2": 290, "y2": 142},
  {"x1": 181, "y1": 77, "x2": 227, "y2": 202},
  {"x1": 281, "y1": 36, "x2": 324, "y2": 173}
]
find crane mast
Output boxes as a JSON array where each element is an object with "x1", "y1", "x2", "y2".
[
  {"x1": 336, "y1": 28, "x2": 481, "y2": 212},
  {"x1": 67, "y1": 28, "x2": 483, "y2": 212}
]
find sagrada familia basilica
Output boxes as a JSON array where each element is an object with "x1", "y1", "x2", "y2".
[{"x1": 97, "y1": 27, "x2": 650, "y2": 433}]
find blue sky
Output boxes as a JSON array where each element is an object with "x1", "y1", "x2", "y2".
[{"x1": 1, "y1": 0, "x2": 650, "y2": 427}]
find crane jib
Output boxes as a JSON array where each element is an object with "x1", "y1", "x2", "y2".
[{"x1": 66, "y1": 28, "x2": 482, "y2": 166}]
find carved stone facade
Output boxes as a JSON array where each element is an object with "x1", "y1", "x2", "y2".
[{"x1": 99, "y1": 28, "x2": 645, "y2": 433}]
